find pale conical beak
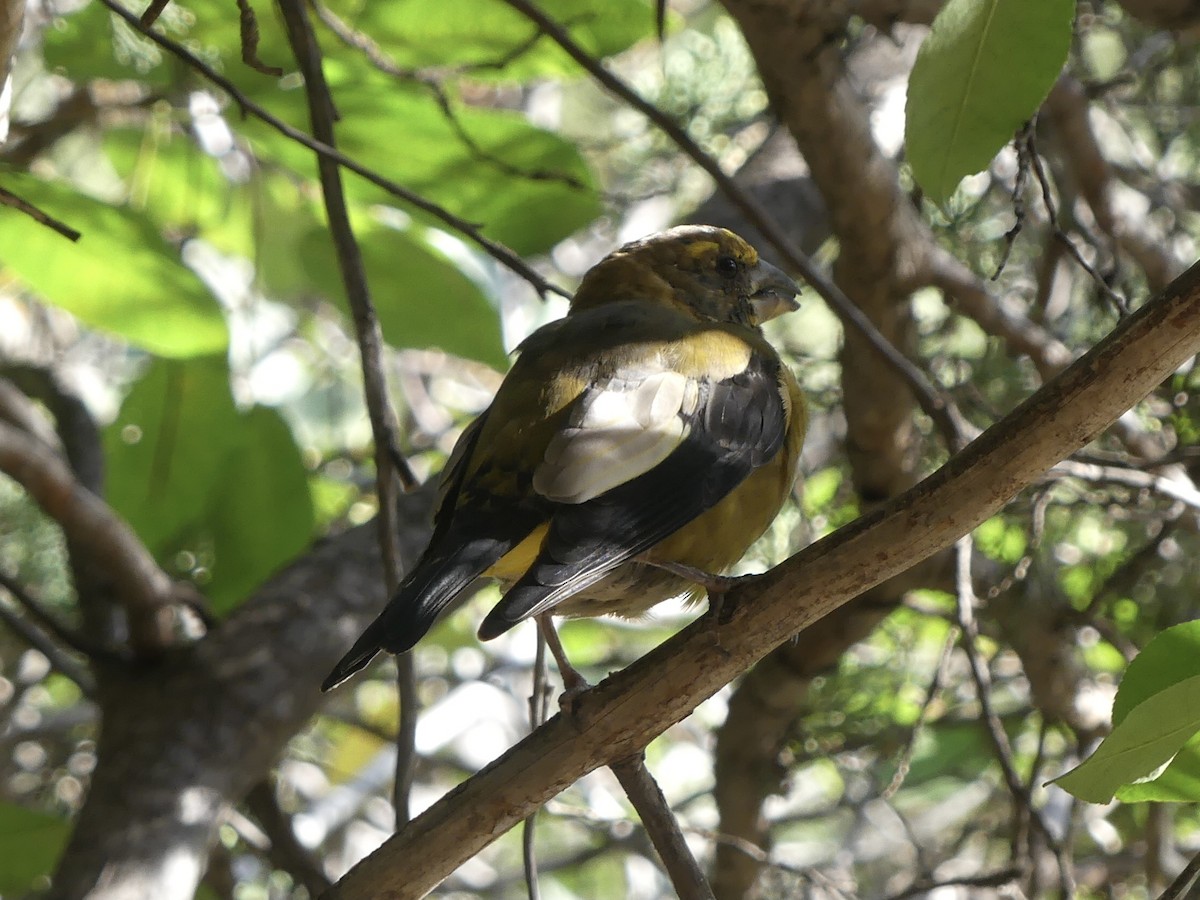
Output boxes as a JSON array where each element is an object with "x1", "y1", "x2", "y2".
[{"x1": 748, "y1": 259, "x2": 800, "y2": 324}]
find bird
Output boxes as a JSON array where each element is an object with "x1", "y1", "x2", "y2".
[{"x1": 323, "y1": 225, "x2": 806, "y2": 692}]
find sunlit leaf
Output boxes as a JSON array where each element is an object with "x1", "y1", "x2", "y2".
[
  {"x1": 104, "y1": 356, "x2": 241, "y2": 553},
  {"x1": 0, "y1": 177, "x2": 228, "y2": 356},
  {"x1": 1056, "y1": 674, "x2": 1200, "y2": 803},
  {"x1": 329, "y1": 0, "x2": 653, "y2": 82},
  {"x1": 205, "y1": 407, "x2": 315, "y2": 613},
  {"x1": 905, "y1": 0, "x2": 1074, "y2": 202}
]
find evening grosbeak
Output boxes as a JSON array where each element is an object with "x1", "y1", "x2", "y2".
[{"x1": 323, "y1": 225, "x2": 806, "y2": 691}]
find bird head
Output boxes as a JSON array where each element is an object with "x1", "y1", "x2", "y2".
[{"x1": 570, "y1": 225, "x2": 799, "y2": 327}]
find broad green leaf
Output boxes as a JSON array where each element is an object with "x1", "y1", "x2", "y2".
[
  {"x1": 1112, "y1": 620, "x2": 1200, "y2": 724},
  {"x1": 330, "y1": 0, "x2": 652, "y2": 83},
  {"x1": 1086, "y1": 621, "x2": 1200, "y2": 803},
  {"x1": 104, "y1": 356, "x2": 241, "y2": 553},
  {"x1": 106, "y1": 359, "x2": 316, "y2": 612},
  {"x1": 905, "y1": 0, "x2": 1074, "y2": 202},
  {"x1": 1056, "y1": 674, "x2": 1200, "y2": 803},
  {"x1": 206, "y1": 406, "x2": 315, "y2": 613},
  {"x1": 240, "y1": 77, "x2": 600, "y2": 255},
  {"x1": 0, "y1": 176, "x2": 228, "y2": 356},
  {"x1": 48, "y1": 2, "x2": 602, "y2": 255},
  {"x1": 103, "y1": 128, "x2": 254, "y2": 254},
  {"x1": 1117, "y1": 734, "x2": 1200, "y2": 802},
  {"x1": 0, "y1": 803, "x2": 69, "y2": 893},
  {"x1": 296, "y1": 225, "x2": 506, "y2": 368}
]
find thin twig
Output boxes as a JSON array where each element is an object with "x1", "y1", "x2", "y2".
[
  {"x1": 0, "y1": 419, "x2": 175, "y2": 655},
  {"x1": 0, "y1": 571, "x2": 122, "y2": 663},
  {"x1": 309, "y1": 0, "x2": 587, "y2": 191},
  {"x1": 246, "y1": 781, "x2": 333, "y2": 896},
  {"x1": 236, "y1": 0, "x2": 283, "y2": 76},
  {"x1": 393, "y1": 653, "x2": 419, "y2": 826},
  {"x1": 882, "y1": 624, "x2": 957, "y2": 799},
  {"x1": 137, "y1": 0, "x2": 170, "y2": 27},
  {"x1": 991, "y1": 121, "x2": 1035, "y2": 281},
  {"x1": 92, "y1": 0, "x2": 570, "y2": 300},
  {"x1": 881, "y1": 868, "x2": 1022, "y2": 900},
  {"x1": 274, "y1": 0, "x2": 417, "y2": 824},
  {"x1": 1025, "y1": 132, "x2": 1129, "y2": 315},
  {"x1": 1159, "y1": 849, "x2": 1200, "y2": 900},
  {"x1": 0, "y1": 595, "x2": 95, "y2": 695},
  {"x1": 523, "y1": 632, "x2": 549, "y2": 900},
  {"x1": 500, "y1": 0, "x2": 969, "y2": 450},
  {"x1": 0, "y1": 186, "x2": 81, "y2": 241},
  {"x1": 610, "y1": 754, "x2": 715, "y2": 900},
  {"x1": 954, "y1": 537, "x2": 1075, "y2": 895}
]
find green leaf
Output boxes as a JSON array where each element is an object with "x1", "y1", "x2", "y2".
[
  {"x1": 1056, "y1": 673, "x2": 1200, "y2": 803},
  {"x1": 296, "y1": 225, "x2": 506, "y2": 368},
  {"x1": 241, "y1": 78, "x2": 600, "y2": 255},
  {"x1": 105, "y1": 359, "x2": 316, "y2": 612},
  {"x1": 0, "y1": 803, "x2": 69, "y2": 893},
  {"x1": 1112, "y1": 620, "x2": 1200, "y2": 725},
  {"x1": 1116, "y1": 734, "x2": 1200, "y2": 802},
  {"x1": 329, "y1": 0, "x2": 652, "y2": 83},
  {"x1": 905, "y1": 0, "x2": 1074, "y2": 202},
  {"x1": 205, "y1": 407, "x2": 315, "y2": 613},
  {"x1": 104, "y1": 356, "x2": 241, "y2": 553},
  {"x1": 103, "y1": 127, "x2": 254, "y2": 254},
  {"x1": 0, "y1": 176, "x2": 228, "y2": 357}
]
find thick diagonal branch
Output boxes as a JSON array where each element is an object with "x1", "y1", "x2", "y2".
[{"x1": 325, "y1": 259, "x2": 1200, "y2": 900}]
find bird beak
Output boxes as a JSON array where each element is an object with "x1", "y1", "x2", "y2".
[{"x1": 747, "y1": 259, "x2": 800, "y2": 324}]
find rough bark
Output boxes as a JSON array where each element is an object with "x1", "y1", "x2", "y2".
[{"x1": 46, "y1": 487, "x2": 435, "y2": 900}]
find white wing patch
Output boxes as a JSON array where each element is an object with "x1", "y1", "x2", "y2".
[{"x1": 534, "y1": 369, "x2": 701, "y2": 504}]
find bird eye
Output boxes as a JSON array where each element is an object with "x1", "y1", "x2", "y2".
[{"x1": 715, "y1": 255, "x2": 739, "y2": 278}]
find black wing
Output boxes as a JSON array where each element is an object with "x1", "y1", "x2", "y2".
[{"x1": 477, "y1": 350, "x2": 788, "y2": 639}]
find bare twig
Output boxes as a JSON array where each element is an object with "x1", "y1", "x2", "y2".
[
  {"x1": 137, "y1": 0, "x2": 170, "y2": 27},
  {"x1": 954, "y1": 538, "x2": 1074, "y2": 895},
  {"x1": 309, "y1": 0, "x2": 587, "y2": 191},
  {"x1": 0, "y1": 418, "x2": 175, "y2": 655},
  {"x1": 523, "y1": 633, "x2": 549, "y2": 900},
  {"x1": 92, "y1": 0, "x2": 570, "y2": 300},
  {"x1": 499, "y1": 0, "x2": 969, "y2": 450},
  {"x1": 881, "y1": 868, "x2": 1022, "y2": 900},
  {"x1": 0, "y1": 185, "x2": 81, "y2": 241},
  {"x1": 1024, "y1": 130, "x2": 1130, "y2": 315},
  {"x1": 245, "y1": 781, "x2": 332, "y2": 896},
  {"x1": 0, "y1": 570, "x2": 121, "y2": 663},
  {"x1": 882, "y1": 624, "x2": 957, "y2": 799},
  {"x1": 610, "y1": 754, "x2": 714, "y2": 900},
  {"x1": 1051, "y1": 458, "x2": 1200, "y2": 511},
  {"x1": 274, "y1": 0, "x2": 417, "y2": 823},
  {"x1": 236, "y1": 0, "x2": 283, "y2": 76},
  {"x1": 1159, "y1": 849, "x2": 1200, "y2": 900},
  {"x1": 0, "y1": 593, "x2": 95, "y2": 695}
]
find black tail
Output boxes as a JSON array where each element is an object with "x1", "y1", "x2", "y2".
[{"x1": 321, "y1": 537, "x2": 509, "y2": 691}]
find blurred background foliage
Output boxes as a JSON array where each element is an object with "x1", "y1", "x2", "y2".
[{"x1": 0, "y1": 0, "x2": 1199, "y2": 897}]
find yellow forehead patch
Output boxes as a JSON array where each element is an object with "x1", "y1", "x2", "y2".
[{"x1": 683, "y1": 235, "x2": 759, "y2": 265}]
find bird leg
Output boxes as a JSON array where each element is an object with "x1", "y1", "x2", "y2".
[
  {"x1": 637, "y1": 558, "x2": 753, "y2": 625},
  {"x1": 536, "y1": 614, "x2": 590, "y2": 702}
]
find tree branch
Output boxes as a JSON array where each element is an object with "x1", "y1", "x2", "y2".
[
  {"x1": 275, "y1": 0, "x2": 417, "y2": 822},
  {"x1": 324, "y1": 258, "x2": 1200, "y2": 899},
  {"x1": 610, "y1": 755, "x2": 714, "y2": 900},
  {"x1": 0, "y1": 418, "x2": 175, "y2": 655}
]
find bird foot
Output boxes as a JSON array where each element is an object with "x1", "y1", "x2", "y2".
[
  {"x1": 537, "y1": 615, "x2": 591, "y2": 723},
  {"x1": 638, "y1": 559, "x2": 750, "y2": 626}
]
